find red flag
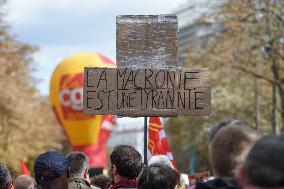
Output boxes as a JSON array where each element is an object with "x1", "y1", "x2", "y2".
[
  {"x1": 147, "y1": 117, "x2": 177, "y2": 169},
  {"x1": 21, "y1": 160, "x2": 30, "y2": 175},
  {"x1": 98, "y1": 115, "x2": 116, "y2": 145}
]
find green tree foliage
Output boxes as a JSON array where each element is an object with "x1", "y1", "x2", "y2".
[
  {"x1": 168, "y1": 0, "x2": 283, "y2": 173},
  {"x1": 0, "y1": 15, "x2": 65, "y2": 174}
]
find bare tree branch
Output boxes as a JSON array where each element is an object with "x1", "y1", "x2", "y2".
[{"x1": 233, "y1": 65, "x2": 282, "y2": 86}]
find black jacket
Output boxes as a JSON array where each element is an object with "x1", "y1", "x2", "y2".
[{"x1": 195, "y1": 177, "x2": 239, "y2": 189}]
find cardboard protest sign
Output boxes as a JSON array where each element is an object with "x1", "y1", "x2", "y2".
[
  {"x1": 84, "y1": 14, "x2": 211, "y2": 117},
  {"x1": 84, "y1": 67, "x2": 211, "y2": 116},
  {"x1": 116, "y1": 15, "x2": 177, "y2": 68},
  {"x1": 177, "y1": 68, "x2": 211, "y2": 115}
]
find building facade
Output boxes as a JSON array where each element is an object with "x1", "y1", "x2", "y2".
[
  {"x1": 174, "y1": 0, "x2": 224, "y2": 66},
  {"x1": 107, "y1": 117, "x2": 144, "y2": 155}
]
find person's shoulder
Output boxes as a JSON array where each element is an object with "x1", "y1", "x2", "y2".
[
  {"x1": 68, "y1": 177, "x2": 92, "y2": 189},
  {"x1": 195, "y1": 177, "x2": 238, "y2": 189}
]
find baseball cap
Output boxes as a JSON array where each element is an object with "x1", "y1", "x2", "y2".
[{"x1": 34, "y1": 151, "x2": 68, "y2": 181}]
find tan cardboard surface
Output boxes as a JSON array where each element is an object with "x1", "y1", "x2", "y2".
[
  {"x1": 84, "y1": 67, "x2": 211, "y2": 116},
  {"x1": 116, "y1": 15, "x2": 177, "y2": 68}
]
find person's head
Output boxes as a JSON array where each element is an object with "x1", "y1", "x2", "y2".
[
  {"x1": 237, "y1": 135, "x2": 284, "y2": 189},
  {"x1": 91, "y1": 174, "x2": 111, "y2": 189},
  {"x1": 66, "y1": 151, "x2": 89, "y2": 179},
  {"x1": 209, "y1": 119, "x2": 246, "y2": 143},
  {"x1": 34, "y1": 151, "x2": 68, "y2": 189},
  {"x1": 148, "y1": 155, "x2": 174, "y2": 169},
  {"x1": 109, "y1": 145, "x2": 142, "y2": 182},
  {"x1": 138, "y1": 164, "x2": 180, "y2": 189},
  {"x1": 209, "y1": 120, "x2": 259, "y2": 177},
  {"x1": 14, "y1": 175, "x2": 36, "y2": 189},
  {"x1": 0, "y1": 164, "x2": 12, "y2": 189}
]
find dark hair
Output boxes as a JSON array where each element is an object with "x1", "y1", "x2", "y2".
[
  {"x1": 91, "y1": 174, "x2": 111, "y2": 189},
  {"x1": 244, "y1": 135, "x2": 284, "y2": 187},
  {"x1": 138, "y1": 164, "x2": 180, "y2": 189},
  {"x1": 110, "y1": 145, "x2": 142, "y2": 180},
  {"x1": 210, "y1": 121, "x2": 259, "y2": 177},
  {"x1": 0, "y1": 164, "x2": 11, "y2": 189},
  {"x1": 66, "y1": 151, "x2": 89, "y2": 177}
]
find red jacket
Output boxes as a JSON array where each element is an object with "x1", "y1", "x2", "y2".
[{"x1": 110, "y1": 179, "x2": 138, "y2": 189}]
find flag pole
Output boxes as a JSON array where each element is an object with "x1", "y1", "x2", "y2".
[{"x1": 144, "y1": 116, "x2": 148, "y2": 166}]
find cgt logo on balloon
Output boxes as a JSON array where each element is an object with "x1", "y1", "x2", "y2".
[{"x1": 59, "y1": 73, "x2": 95, "y2": 120}]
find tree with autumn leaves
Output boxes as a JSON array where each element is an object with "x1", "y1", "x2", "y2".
[
  {"x1": 211, "y1": 0, "x2": 284, "y2": 130},
  {"x1": 0, "y1": 9, "x2": 65, "y2": 174},
  {"x1": 168, "y1": 0, "x2": 283, "y2": 173}
]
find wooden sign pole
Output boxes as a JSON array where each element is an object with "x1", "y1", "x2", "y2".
[{"x1": 143, "y1": 116, "x2": 148, "y2": 165}]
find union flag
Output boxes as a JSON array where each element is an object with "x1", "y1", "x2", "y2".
[
  {"x1": 147, "y1": 117, "x2": 177, "y2": 169},
  {"x1": 98, "y1": 115, "x2": 116, "y2": 145}
]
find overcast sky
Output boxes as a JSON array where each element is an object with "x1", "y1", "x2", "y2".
[{"x1": 3, "y1": 0, "x2": 188, "y2": 95}]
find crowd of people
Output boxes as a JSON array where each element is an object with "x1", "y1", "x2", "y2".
[{"x1": 1, "y1": 119, "x2": 284, "y2": 189}]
